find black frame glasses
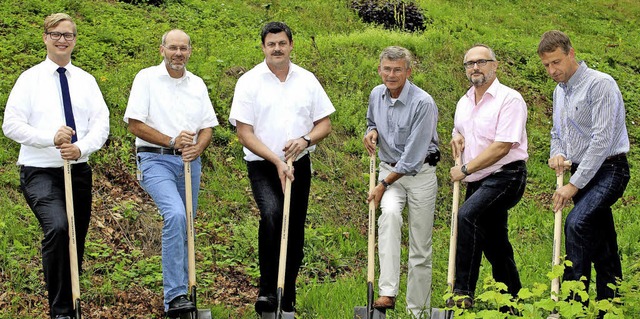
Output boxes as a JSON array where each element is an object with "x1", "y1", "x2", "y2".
[
  {"x1": 463, "y1": 59, "x2": 494, "y2": 69},
  {"x1": 46, "y1": 32, "x2": 76, "y2": 41}
]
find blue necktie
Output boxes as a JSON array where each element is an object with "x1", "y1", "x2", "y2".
[{"x1": 57, "y1": 67, "x2": 77, "y2": 143}]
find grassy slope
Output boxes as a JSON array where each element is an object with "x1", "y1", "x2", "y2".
[{"x1": 0, "y1": 0, "x2": 639, "y2": 318}]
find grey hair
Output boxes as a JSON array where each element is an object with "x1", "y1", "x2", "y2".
[
  {"x1": 464, "y1": 43, "x2": 497, "y2": 61},
  {"x1": 379, "y1": 46, "x2": 413, "y2": 69}
]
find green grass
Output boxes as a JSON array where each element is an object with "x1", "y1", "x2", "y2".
[{"x1": 1, "y1": 0, "x2": 639, "y2": 318}]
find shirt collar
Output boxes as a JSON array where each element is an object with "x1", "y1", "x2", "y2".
[
  {"x1": 155, "y1": 61, "x2": 191, "y2": 82},
  {"x1": 382, "y1": 79, "x2": 412, "y2": 105},
  {"x1": 561, "y1": 60, "x2": 587, "y2": 91},
  {"x1": 45, "y1": 57, "x2": 73, "y2": 75},
  {"x1": 465, "y1": 77, "x2": 501, "y2": 101},
  {"x1": 258, "y1": 60, "x2": 296, "y2": 79}
]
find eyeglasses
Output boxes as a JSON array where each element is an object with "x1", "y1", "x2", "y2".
[
  {"x1": 46, "y1": 32, "x2": 76, "y2": 41},
  {"x1": 381, "y1": 66, "x2": 407, "y2": 75},
  {"x1": 162, "y1": 45, "x2": 191, "y2": 53},
  {"x1": 463, "y1": 59, "x2": 494, "y2": 69}
]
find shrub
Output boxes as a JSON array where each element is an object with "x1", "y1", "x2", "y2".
[{"x1": 350, "y1": 0, "x2": 429, "y2": 32}]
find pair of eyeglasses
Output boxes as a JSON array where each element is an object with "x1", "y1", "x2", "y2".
[
  {"x1": 163, "y1": 45, "x2": 191, "y2": 53},
  {"x1": 46, "y1": 32, "x2": 76, "y2": 41},
  {"x1": 463, "y1": 59, "x2": 494, "y2": 69}
]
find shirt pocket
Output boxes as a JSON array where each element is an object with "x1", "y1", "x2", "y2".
[
  {"x1": 394, "y1": 125, "x2": 410, "y2": 149},
  {"x1": 474, "y1": 114, "x2": 497, "y2": 141}
]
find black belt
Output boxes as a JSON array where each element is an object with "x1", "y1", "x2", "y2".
[
  {"x1": 571, "y1": 154, "x2": 627, "y2": 174},
  {"x1": 605, "y1": 153, "x2": 626, "y2": 162},
  {"x1": 386, "y1": 158, "x2": 433, "y2": 167},
  {"x1": 385, "y1": 150, "x2": 441, "y2": 167},
  {"x1": 137, "y1": 146, "x2": 182, "y2": 155},
  {"x1": 492, "y1": 160, "x2": 526, "y2": 174}
]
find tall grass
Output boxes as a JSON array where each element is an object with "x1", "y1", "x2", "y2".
[{"x1": 0, "y1": 0, "x2": 638, "y2": 318}]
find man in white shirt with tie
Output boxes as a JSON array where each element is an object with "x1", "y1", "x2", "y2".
[{"x1": 3, "y1": 13, "x2": 110, "y2": 319}]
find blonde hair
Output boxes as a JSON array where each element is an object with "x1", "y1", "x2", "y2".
[{"x1": 43, "y1": 13, "x2": 76, "y2": 34}]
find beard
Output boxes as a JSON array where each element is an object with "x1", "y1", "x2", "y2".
[
  {"x1": 468, "y1": 72, "x2": 486, "y2": 87},
  {"x1": 468, "y1": 69, "x2": 495, "y2": 87}
]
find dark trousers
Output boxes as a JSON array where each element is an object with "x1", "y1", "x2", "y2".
[
  {"x1": 454, "y1": 160, "x2": 527, "y2": 298},
  {"x1": 20, "y1": 164, "x2": 92, "y2": 318},
  {"x1": 565, "y1": 157, "x2": 629, "y2": 301},
  {"x1": 247, "y1": 155, "x2": 311, "y2": 312}
]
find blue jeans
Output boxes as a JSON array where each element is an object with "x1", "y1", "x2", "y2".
[
  {"x1": 454, "y1": 160, "x2": 527, "y2": 298},
  {"x1": 137, "y1": 152, "x2": 201, "y2": 310},
  {"x1": 565, "y1": 157, "x2": 629, "y2": 301},
  {"x1": 20, "y1": 164, "x2": 92, "y2": 319},
  {"x1": 246, "y1": 155, "x2": 311, "y2": 312}
]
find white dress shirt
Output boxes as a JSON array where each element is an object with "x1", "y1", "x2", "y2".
[
  {"x1": 123, "y1": 63, "x2": 219, "y2": 147},
  {"x1": 3, "y1": 57, "x2": 110, "y2": 167},
  {"x1": 229, "y1": 61, "x2": 335, "y2": 161}
]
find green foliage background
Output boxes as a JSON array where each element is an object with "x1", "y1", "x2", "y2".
[{"x1": 0, "y1": 0, "x2": 638, "y2": 318}]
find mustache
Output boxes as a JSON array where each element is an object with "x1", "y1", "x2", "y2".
[{"x1": 272, "y1": 51, "x2": 284, "y2": 56}]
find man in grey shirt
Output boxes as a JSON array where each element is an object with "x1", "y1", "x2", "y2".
[
  {"x1": 363, "y1": 46, "x2": 439, "y2": 318},
  {"x1": 538, "y1": 30, "x2": 630, "y2": 309}
]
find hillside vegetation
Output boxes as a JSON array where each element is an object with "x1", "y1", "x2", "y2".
[{"x1": 0, "y1": 0, "x2": 639, "y2": 318}]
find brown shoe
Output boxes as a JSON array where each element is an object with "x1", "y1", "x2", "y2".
[
  {"x1": 445, "y1": 295, "x2": 474, "y2": 309},
  {"x1": 373, "y1": 296, "x2": 396, "y2": 309}
]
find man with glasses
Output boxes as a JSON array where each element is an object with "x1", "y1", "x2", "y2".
[
  {"x1": 538, "y1": 31, "x2": 629, "y2": 313},
  {"x1": 363, "y1": 46, "x2": 439, "y2": 317},
  {"x1": 229, "y1": 21, "x2": 334, "y2": 317},
  {"x1": 124, "y1": 29, "x2": 218, "y2": 318},
  {"x1": 3, "y1": 13, "x2": 109, "y2": 319},
  {"x1": 448, "y1": 44, "x2": 528, "y2": 312}
]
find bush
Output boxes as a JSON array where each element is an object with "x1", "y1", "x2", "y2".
[{"x1": 350, "y1": 0, "x2": 429, "y2": 32}]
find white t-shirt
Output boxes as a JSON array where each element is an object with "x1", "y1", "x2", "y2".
[
  {"x1": 124, "y1": 63, "x2": 219, "y2": 147},
  {"x1": 229, "y1": 61, "x2": 335, "y2": 161}
]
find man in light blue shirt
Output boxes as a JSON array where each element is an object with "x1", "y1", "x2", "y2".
[
  {"x1": 363, "y1": 46, "x2": 439, "y2": 317},
  {"x1": 538, "y1": 30, "x2": 630, "y2": 308}
]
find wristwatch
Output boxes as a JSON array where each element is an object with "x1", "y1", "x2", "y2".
[
  {"x1": 302, "y1": 135, "x2": 311, "y2": 147},
  {"x1": 461, "y1": 164, "x2": 471, "y2": 176},
  {"x1": 169, "y1": 136, "x2": 176, "y2": 149},
  {"x1": 380, "y1": 179, "x2": 390, "y2": 189}
]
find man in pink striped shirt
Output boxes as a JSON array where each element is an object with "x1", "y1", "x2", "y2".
[{"x1": 448, "y1": 44, "x2": 528, "y2": 313}]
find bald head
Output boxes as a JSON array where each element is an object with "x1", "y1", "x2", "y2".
[{"x1": 162, "y1": 29, "x2": 191, "y2": 47}]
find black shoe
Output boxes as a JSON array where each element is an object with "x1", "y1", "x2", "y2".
[
  {"x1": 255, "y1": 295, "x2": 276, "y2": 315},
  {"x1": 55, "y1": 316, "x2": 72, "y2": 319},
  {"x1": 167, "y1": 295, "x2": 196, "y2": 318}
]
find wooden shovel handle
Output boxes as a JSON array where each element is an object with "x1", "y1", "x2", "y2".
[
  {"x1": 185, "y1": 161, "x2": 197, "y2": 289},
  {"x1": 551, "y1": 160, "x2": 571, "y2": 301},
  {"x1": 64, "y1": 160, "x2": 81, "y2": 309},
  {"x1": 277, "y1": 158, "x2": 294, "y2": 290},
  {"x1": 367, "y1": 154, "x2": 376, "y2": 283},
  {"x1": 446, "y1": 157, "x2": 461, "y2": 292}
]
